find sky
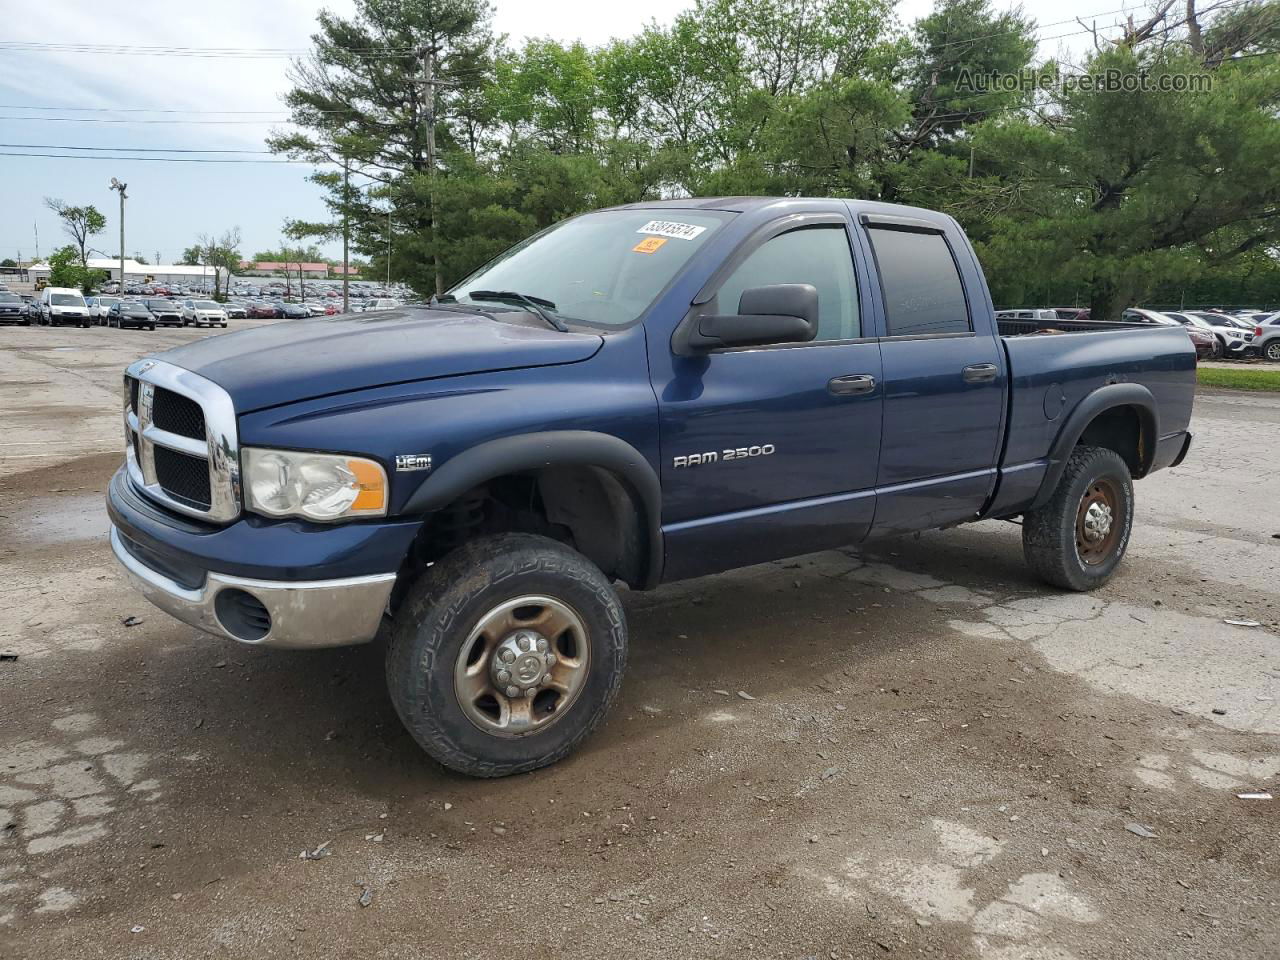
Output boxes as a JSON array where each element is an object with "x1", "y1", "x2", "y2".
[{"x1": 0, "y1": 0, "x2": 1123, "y2": 266}]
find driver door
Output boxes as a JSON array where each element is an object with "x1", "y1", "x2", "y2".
[{"x1": 653, "y1": 215, "x2": 884, "y2": 580}]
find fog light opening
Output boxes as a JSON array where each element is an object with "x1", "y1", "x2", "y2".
[{"x1": 214, "y1": 588, "x2": 272, "y2": 642}]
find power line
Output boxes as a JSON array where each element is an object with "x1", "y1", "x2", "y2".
[
  {"x1": 0, "y1": 142, "x2": 274, "y2": 153},
  {"x1": 0, "y1": 151, "x2": 306, "y2": 163},
  {"x1": 0, "y1": 1, "x2": 1225, "y2": 67},
  {"x1": 0, "y1": 115, "x2": 281, "y2": 125}
]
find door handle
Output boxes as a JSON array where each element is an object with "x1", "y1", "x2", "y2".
[
  {"x1": 962, "y1": 363, "x2": 998, "y2": 383},
  {"x1": 828, "y1": 374, "x2": 877, "y2": 396}
]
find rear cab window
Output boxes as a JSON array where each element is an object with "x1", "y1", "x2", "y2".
[{"x1": 866, "y1": 228, "x2": 971, "y2": 337}]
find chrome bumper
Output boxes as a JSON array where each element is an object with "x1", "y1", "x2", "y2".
[{"x1": 110, "y1": 525, "x2": 396, "y2": 649}]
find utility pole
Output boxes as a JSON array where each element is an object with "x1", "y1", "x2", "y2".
[
  {"x1": 421, "y1": 43, "x2": 444, "y2": 296},
  {"x1": 387, "y1": 208, "x2": 392, "y2": 287},
  {"x1": 109, "y1": 178, "x2": 127, "y2": 292},
  {"x1": 33, "y1": 222, "x2": 39, "y2": 264},
  {"x1": 342, "y1": 158, "x2": 350, "y2": 313}
]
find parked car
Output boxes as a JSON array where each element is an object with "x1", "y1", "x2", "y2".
[
  {"x1": 108, "y1": 300, "x2": 156, "y2": 330},
  {"x1": 92, "y1": 296, "x2": 122, "y2": 325},
  {"x1": 364, "y1": 298, "x2": 400, "y2": 312},
  {"x1": 1250, "y1": 312, "x2": 1280, "y2": 361},
  {"x1": 181, "y1": 299, "x2": 229, "y2": 328},
  {"x1": 39, "y1": 287, "x2": 91, "y2": 327},
  {"x1": 108, "y1": 197, "x2": 1196, "y2": 778},
  {"x1": 246, "y1": 301, "x2": 279, "y2": 319},
  {"x1": 223, "y1": 301, "x2": 248, "y2": 320},
  {"x1": 0, "y1": 291, "x2": 29, "y2": 324},
  {"x1": 1187, "y1": 311, "x2": 1256, "y2": 357},
  {"x1": 145, "y1": 299, "x2": 184, "y2": 327},
  {"x1": 280, "y1": 302, "x2": 311, "y2": 320},
  {"x1": 1121, "y1": 309, "x2": 1214, "y2": 360}
]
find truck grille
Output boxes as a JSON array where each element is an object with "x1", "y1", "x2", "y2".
[
  {"x1": 153, "y1": 445, "x2": 213, "y2": 509},
  {"x1": 123, "y1": 363, "x2": 240, "y2": 523},
  {"x1": 152, "y1": 387, "x2": 206, "y2": 439}
]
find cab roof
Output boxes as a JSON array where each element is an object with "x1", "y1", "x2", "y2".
[{"x1": 607, "y1": 195, "x2": 954, "y2": 226}]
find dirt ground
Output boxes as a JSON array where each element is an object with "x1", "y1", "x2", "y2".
[{"x1": 1, "y1": 320, "x2": 1277, "y2": 960}]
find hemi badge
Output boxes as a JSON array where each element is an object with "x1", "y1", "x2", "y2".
[{"x1": 395, "y1": 454, "x2": 432, "y2": 472}]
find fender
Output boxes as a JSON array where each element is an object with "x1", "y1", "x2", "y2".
[
  {"x1": 400, "y1": 430, "x2": 665, "y2": 588},
  {"x1": 1029, "y1": 383, "x2": 1159, "y2": 511}
]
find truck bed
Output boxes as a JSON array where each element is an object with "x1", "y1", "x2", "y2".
[{"x1": 990, "y1": 322, "x2": 1196, "y2": 520}]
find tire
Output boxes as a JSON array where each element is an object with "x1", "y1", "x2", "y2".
[
  {"x1": 1265, "y1": 340, "x2": 1280, "y2": 362},
  {"x1": 1210, "y1": 337, "x2": 1224, "y2": 360},
  {"x1": 148, "y1": 325, "x2": 155, "y2": 331},
  {"x1": 387, "y1": 532, "x2": 627, "y2": 778},
  {"x1": 1022, "y1": 445, "x2": 1134, "y2": 592}
]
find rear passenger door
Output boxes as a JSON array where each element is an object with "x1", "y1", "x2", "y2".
[{"x1": 858, "y1": 215, "x2": 1006, "y2": 536}]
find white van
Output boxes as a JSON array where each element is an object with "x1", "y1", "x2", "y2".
[{"x1": 39, "y1": 287, "x2": 91, "y2": 328}]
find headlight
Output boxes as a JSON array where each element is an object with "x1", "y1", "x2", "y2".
[{"x1": 242, "y1": 448, "x2": 387, "y2": 521}]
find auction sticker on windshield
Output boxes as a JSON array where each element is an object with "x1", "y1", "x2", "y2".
[
  {"x1": 637, "y1": 220, "x2": 708, "y2": 241},
  {"x1": 633, "y1": 237, "x2": 668, "y2": 254}
]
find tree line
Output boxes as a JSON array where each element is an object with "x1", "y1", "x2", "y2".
[{"x1": 271, "y1": 0, "x2": 1280, "y2": 318}]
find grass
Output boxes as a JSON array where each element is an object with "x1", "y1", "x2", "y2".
[{"x1": 1197, "y1": 365, "x2": 1280, "y2": 392}]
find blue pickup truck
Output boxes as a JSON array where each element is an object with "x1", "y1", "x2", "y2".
[{"x1": 108, "y1": 197, "x2": 1195, "y2": 776}]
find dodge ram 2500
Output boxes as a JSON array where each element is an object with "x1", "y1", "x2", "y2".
[{"x1": 107, "y1": 197, "x2": 1195, "y2": 777}]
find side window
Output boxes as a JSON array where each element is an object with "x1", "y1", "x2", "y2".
[
  {"x1": 868, "y1": 228, "x2": 971, "y2": 337},
  {"x1": 715, "y1": 226, "x2": 860, "y2": 342}
]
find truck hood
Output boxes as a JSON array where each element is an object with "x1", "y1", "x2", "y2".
[{"x1": 156, "y1": 307, "x2": 604, "y2": 412}]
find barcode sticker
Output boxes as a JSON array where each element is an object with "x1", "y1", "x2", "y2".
[{"x1": 636, "y1": 220, "x2": 707, "y2": 241}]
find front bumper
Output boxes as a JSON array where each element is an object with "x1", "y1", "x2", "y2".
[
  {"x1": 107, "y1": 466, "x2": 419, "y2": 648},
  {"x1": 111, "y1": 525, "x2": 396, "y2": 648}
]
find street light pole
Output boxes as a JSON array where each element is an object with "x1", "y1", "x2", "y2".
[{"x1": 109, "y1": 178, "x2": 127, "y2": 292}]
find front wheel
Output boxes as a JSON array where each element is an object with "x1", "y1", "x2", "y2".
[
  {"x1": 387, "y1": 533, "x2": 627, "y2": 778},
  {"x1": 1265, "y1": 340, "x2": 1280, "y2": 362},
  {"x1": 1022, "y1": 445, "x2": 1134, "y2": 592}
]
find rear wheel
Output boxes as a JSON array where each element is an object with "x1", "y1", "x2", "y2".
[
  {"x1": 1266, "y1": 340, "x2": 1280, "y2": 362},
  {"x1": 1022, "y1": 445, "x2": 1134, "y2": 591},
  {"x1": 387, "y1": 533, "x2": 627, "y2": 777}
]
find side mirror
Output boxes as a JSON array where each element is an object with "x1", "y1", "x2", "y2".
[{"x1": 690, "y1": 283, "x2": 819, "y2": 350}]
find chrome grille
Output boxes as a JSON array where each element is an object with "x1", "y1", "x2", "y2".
[
  {"x1": 153, "y1": 445, "x2": 212, "y2": 508},
  {"x1": 152, "y1": 387, "x2": 206, "y2": 439},
  {"x1": 123, "y1": 360, "x2": 241, "y2": 523}
]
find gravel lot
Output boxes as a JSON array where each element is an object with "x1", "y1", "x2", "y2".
[{"x1": 1, "y1": 322, "x2": 1277, "y2": 960}]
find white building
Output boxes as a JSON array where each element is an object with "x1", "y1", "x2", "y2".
[{"x1": 27, "y1": 258, "x2": 226, "y2": 287}]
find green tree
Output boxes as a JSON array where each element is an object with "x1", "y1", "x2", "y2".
[
  {"x1": 270, "y1": 0, "x2": 498, "y2": 295},
  {"x1": 180, "y1": 246, "x2": 202, "y2": 266},
  {"x1": 43, "y1": 198, "x2": 106, "y2": 267},
  {"x1": 964, "y1": 29, "x2": 1280, "y2": 318},
  {"x1": 46, "y1": 245, "x2": 107, "y2": 294},
  {"x1": 0, "y1": 257, "x2": 15, "y2": 267},
  {"x1": 193, "y1": 229, "x2": 243, "y2": 299}
]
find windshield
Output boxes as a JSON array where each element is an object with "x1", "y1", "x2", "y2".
[
  {"x1": 51, "y1": 294, "x2": 84, "y2": 306},
  {"x1": 147, "y1": 300, "x2": 173, "y2": 309},
  {"x1": 451, "y1": 209, "x2": 731, "y2": 326},
  {"x1": 196, "y1": 300, "x2": 220, "y2": 309},
  {"x1": 0, "y1": 293, "x2": 19, "y2": 303}
]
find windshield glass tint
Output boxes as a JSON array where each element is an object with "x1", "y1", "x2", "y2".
[
  {"x1": 0, "y1": 293, "x2": 18, "y2": 302},
  {"x1": 451, "y1": 210, "x2": 731, "y2": 326},
  {"x1": 196, "y1": 301, "x2": 220, "y2": 309},
  {"x1": 51, "y1": 294, "x2": 83, "y2": 306}
]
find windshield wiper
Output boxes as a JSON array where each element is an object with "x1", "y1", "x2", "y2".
[{"x1": 466, "y1": 290, "x2": 568, "y2": 332}]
